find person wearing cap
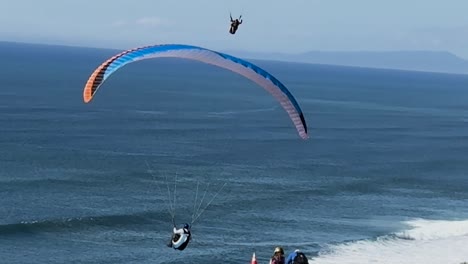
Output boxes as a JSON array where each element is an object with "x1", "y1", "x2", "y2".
[
  {"x1": 286, "y1": 249, "x2": 309, "y2": 264},
  {"x1": 167, "y1": 223, "x2": 191, "y2": 250},
  {"x1": 269, "y1": 246, "x2": 285, "y2": 264}
]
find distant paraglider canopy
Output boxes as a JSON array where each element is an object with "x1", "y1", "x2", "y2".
[{"x1": 83, "y1": 44, "x2": 308, "y2": 140}]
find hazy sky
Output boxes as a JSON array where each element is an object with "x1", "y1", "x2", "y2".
[{"x1": 2, "y1": 0, "x2": 468, "y2": 57}]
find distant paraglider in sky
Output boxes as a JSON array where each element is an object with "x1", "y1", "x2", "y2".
[{"x1": 229, "y1": 13, "x2": 243, "y2": 34}]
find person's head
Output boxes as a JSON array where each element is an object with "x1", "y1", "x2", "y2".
[
  {"x1": 274, "y1": 247, "x2": 284, "y2": 255},
  {"x1": 183, "y1": 223, "x2": 190, "y2": 229}
]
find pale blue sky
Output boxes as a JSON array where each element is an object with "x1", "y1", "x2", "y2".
[{"x1": 2, "y1": 0, "x2": 468, "y2": 57}]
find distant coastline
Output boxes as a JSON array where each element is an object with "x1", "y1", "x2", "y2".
[
  {"x1": 225, "y1": 49, "x2": 468, "y2": 75},
  {"x1": 2, "y1": 40, "x2": 468, "y2": 75}
]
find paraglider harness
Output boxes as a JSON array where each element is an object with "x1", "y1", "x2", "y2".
[
  {"x1": 229, "y1": 14, "x2": 243, "y2": 34},
  {"x1": 169, "y1": 225, "x2": 191, "y2": 251}
]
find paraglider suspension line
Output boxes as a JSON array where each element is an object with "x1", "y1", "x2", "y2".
[
  {"x1": 190, "y1": 182, "x2": 227, "y2": 225},
  {"x1": 144, "y1": 160, "x2": 177, "y2": 226}
]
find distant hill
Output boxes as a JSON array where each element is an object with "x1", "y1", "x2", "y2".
[
  {"x1": 224, "y1": 50, "x2": 468, "y2": 75},
  {"x1": 2, "y1": 41, "x2": 468, "y2": 74}
]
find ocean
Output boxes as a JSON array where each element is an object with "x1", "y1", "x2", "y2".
[{"x1": 0, "y1": 41, "x2": 467, "y2": 264}]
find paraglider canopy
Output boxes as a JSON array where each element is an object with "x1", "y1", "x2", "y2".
[{"x1": 82, "y1": 44, "x2": 308, "y2": 140}]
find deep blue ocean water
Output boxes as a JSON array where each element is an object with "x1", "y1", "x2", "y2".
[{"x1": 0, "y1": 42, "x2": 468, "y2": 264}]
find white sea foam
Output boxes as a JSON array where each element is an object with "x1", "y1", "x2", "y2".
[{"x1": 310, "y1": 218, "x2": 468, "y2": 264}]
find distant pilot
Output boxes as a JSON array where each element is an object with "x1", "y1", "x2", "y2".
[{"x1": 229, "y1": 14, "x2": 243, "y2": 34}]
